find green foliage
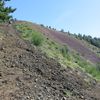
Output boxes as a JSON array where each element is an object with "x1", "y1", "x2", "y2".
[
  {"x1": 72, "y1": 33, "x2": 100, "y2": 48},
  {"x1": 60, "y1": 29, "x2": 64, "y2": 32},
  {"x1": 73, "y1": 53, "x2": 100, "y2": 80},
  {"x1": 63, "y1": 90, "x2": 72, "y2": 97},
  {"x1": 31, "y1": 32, "x2": 43, "y2": 46},
  {"x1": 15, "y1": 23, "x2": 44, "y2": 46},
  {"x1": 78, "y1": 33, "x2": 83, "y2": 40},
  {"x1": 0, "y1": 0, "x2": 16, "y2": 22},
  {"x1": 90, "y1": 37, "x2": 100, "y2": 48},
  {"x1": 86, "y1": 66, "x2": 100, "y2": 80},
  {"x1": 60, "y1": 45, "x2": 69, "y2": 57},
  {"x1": 96, "y1": 63, "x2": 100, "y2": 71},
  {"x1": 69, "y1": 33, "x2": 100, "y2": 48}
]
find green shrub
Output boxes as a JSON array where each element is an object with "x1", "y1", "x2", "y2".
[
  {"x1": 96, "y1": 63, "x2": 100, "y2": 71},
  {"x1": 31, "y1": 32, "x2": 43, "y2": 46},
  {"x1": 60, "y1": 45, "x2": 69, "y2": 59},
  {"x1": 86, "y1": 65, "x2": 100, "y2": 79},
  {"x1": 15, "y1": 23, "x2": 44, "y2": 46}
]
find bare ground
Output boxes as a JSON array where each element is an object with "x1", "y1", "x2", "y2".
[{"x1": 0, "y1": 23, "x2": 100, "y2": 100}]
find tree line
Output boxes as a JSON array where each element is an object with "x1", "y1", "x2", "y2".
[{"x1": 73, "y1": 33, "x2": 100, "y2": 48}]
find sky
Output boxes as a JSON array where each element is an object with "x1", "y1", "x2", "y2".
[{"x1": 7, "y1": 0, "x2": 100, "y2": 37}]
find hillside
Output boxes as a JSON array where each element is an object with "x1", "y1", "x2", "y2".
[
  {"x1": 0, "y1": 22, "x2": 100, "y2": 100},
  {"x1": 15, "y1": 21, "x2": 100, "y2": 80},
  {"x1": 15, "y1": 21, "x2": 100, "y2": 64}
]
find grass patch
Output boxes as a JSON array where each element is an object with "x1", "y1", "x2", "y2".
[
  {"x1": 15, "y1": 23, "x2": 44, "y2": 46},
  {"x1": 60, "y1": 45, "x2": 68, "y2": 57},
  {"x1": 73, "y1": 53, "x2": 100, "y2": 80},
  {"x1": 31, "y1": 32, "x2": 43, "y2": 46}
]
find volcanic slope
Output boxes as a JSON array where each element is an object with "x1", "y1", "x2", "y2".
[
  {"x1": 16, "y1": 21, "x2": 100, "y2": 64},
  {"x1": 0, "y1": 23, "x2": 100, "y2": 100}
]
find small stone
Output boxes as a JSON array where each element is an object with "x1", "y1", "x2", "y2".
[
  {"x1": 80, "y1": 95, "x2": 84, "y2": 99},
  {"x1": 34, "y1": 85, "x2": 37, "y2": 88},
  {"x1": 35, "y1": 78, "x2": 38, "y2": 82},
  {"x1": 2, "y1": 80, "x2": 7, "y2": 84},
  {"x1": 26, "y1": 96, "x2": 30, "y2": 99},
  {"x1": 61, "y1": 97, "x2": 67, "y2": 100},
  {"x1": 23, "y1": 69, "x2": 27, "y2": 72}
]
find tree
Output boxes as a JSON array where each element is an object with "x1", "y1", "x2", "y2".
[
  {"x1": 0, "y1": 0, "x2": 16, "y2": 22},
  {"x1": 60, "y1": 29, "x2": 64, "y2": 32},
  {"x1": 49, "y1": 26, "x2": 51, "y2": 29},
  {"x1": 78, "y1": 33, "x2": 82, "y2": 40}
]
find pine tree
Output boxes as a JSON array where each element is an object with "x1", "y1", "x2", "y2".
[{"x1": 0, "y1": 0, "x2": 16, "y2": 22}]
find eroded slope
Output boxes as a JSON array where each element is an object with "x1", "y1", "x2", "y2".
[{"x1": 0, "y1": 24, "x2": 100, "y2": 100}]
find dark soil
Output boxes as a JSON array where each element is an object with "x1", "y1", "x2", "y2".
[{"x1": 0, "y1": 23, "x2": 100, "y2": 100}]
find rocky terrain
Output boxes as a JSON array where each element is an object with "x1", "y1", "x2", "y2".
[{"x1": 0, "y1": 23, "x2": 100, "y2": 100}]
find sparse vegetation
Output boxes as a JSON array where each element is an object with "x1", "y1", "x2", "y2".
[
  {"x1": 40, "y1": 36, "x2": 100, "y2": 80},
  {"x1": 0, "y1": 21, "x2": 100, "y2": 99},
  {"x1": 15, "y1": 22, "x2": 100, "y2": 80},
  {"x1": 72, "y1": 53, "x2": 100, "y2": 80},
  {"x1": 15, "y1": 23, "x2": 44, "y2": 46},
  {"x1": 60, "y1": 45, "x2": 68, "y2": 57}
]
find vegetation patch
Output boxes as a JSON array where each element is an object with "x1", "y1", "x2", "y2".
[
  {"x1": 15, "y1": 22, "x2": 100, "y2": 80},
  {"x1": 15, "y1": 23, "x2": 44, "y2": 46},
  {"x1": 71, "y1": 33, "x2": 100, "y2": 48}
]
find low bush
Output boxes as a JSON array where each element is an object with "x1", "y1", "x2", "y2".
[
  {"x1": 60, "y1": 45, "x2": 68, "y2": 57},
  {"x1": 31, "y1": 32, "x2": 43, "y2": 46}
]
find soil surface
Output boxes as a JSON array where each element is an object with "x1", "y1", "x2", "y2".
[
  {"x1": 0, "y1": 23, "x2": 100, "y2": 100},
  {"x1": 17, "y1": 21, "x2": 100, "y2": 63}
]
